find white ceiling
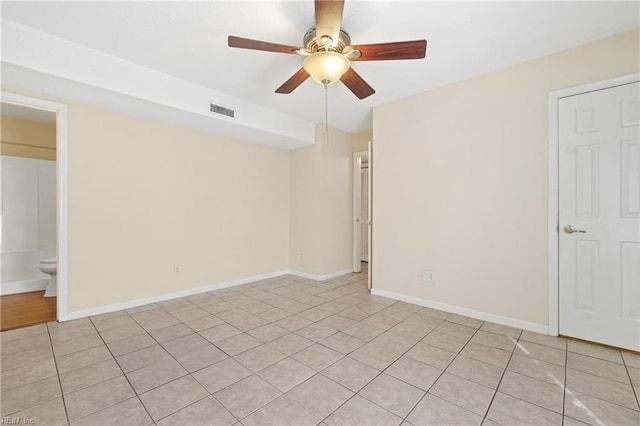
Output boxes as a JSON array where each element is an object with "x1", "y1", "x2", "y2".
[{"x1": 1, "y1": 1, "x2": 638, "y2": 134}]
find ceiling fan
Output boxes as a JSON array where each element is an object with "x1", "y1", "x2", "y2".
[{"x1": 228, "y1": 0, "x2": 427, "y2": 100}]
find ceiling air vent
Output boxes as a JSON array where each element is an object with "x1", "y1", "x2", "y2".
[{"x1": 210, "y1": 103, "x2": 235, "y2": 118}]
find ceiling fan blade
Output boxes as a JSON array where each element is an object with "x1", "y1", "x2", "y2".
[
  {"x1": 340, "y1": 67, "x2": 375, "y2": 99},
  {"x1": 228, "y1": 35, "x2": 301, "y2": 54},
  {"x1": 275, "y1": 68, "x2": 311, "y2": 94},
  {"x1": 348, "y1": 40, "x2": 427, "y2": 61},
  {"x1": 314, "y1": 0, "x2": 344, "y2": 45}
]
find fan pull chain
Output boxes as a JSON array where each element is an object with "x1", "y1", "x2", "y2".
[{"x1": 323, "y1": 79, "x2": 329, "y2": 146}]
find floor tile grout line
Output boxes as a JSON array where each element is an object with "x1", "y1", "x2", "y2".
[
  {"x1": 124, "y1": 284, "x2": 354, "y2": 367},
  {"x1": 562, "y1": 354, "x2": 640, "y2": 412},
  {"x1": 561, "y1": 376, "x2": 640, "y2": 413},
  {"x1": 237, "y1": 392, "x2": 323, "y2": 425},
  {"x1": 183, "y1": 282, "x2": 361, "y2": 338},
  {"x1": 399, "y1": 320, "x2": 495, "y2": 424},
  {"x1": 621, "y1": 355, "x2": 640, "y2": 408},
  {"x1": 488, "y1": 335, "x2": 599, "y2": 420},
  {"x1": 125, "y1": 299, "x2": 243, "y2": 378},
  {"x1": 565, "y1": 356, "x2": 637, "y2": 378},
  {"x1": 45, "y1": 322, "x2": 71, "y2": 425},
  {"x1": 127, "y1": 276, "x2": 366, "y2": 422},
  {"x1": 199, "y1": 278, "x2": 373, "y2": 423},
  {"x1": 314, "y1": 310, "x2": 483, "y2": 425},
  {"x1": 562, "y1": 342, "x2": 628, "y2": 365},
  {"x1": 196, "y1": 334, "x2": 336, "y2": 423},
  {"x1": 562, "y1": 338, "x2": 568, "y2": 425},
  {"x1": 0, "y1": 336, "x2": 54, "y2": 380},
  {"x1": 236, "y1": 302, "x2": 405, "y2": 422},
  {"x1": 491, "y1": 362, "x2": 637, "y2": 420},
  {"x1": 112, "y1": 303, "x2": 254, "y2": 422},
  {"x1": 479, "y1": 329, "x2": 523, "y2": 424},
  {"x1": 85, "y1": 315, "x2": 156, "y2": 424},
  {"x1": 209, "y1": 290, "x2": 404, "y2": 424},
  {"x1": 314, "y1": 345, "x2": 400, "y2": 422},
  {"x1": 153, "y1": 393, "x2": 219, "y2": 424}
]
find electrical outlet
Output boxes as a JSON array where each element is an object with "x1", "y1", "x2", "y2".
[
  {"x1": 174, "y1": 265, "x2": 181, "y2": 273},
  {"x1": 300, "y1": 252, "x2": 305, "y2": 259},
  {"x1": 419, "y1": 270, "x2": 435, "y2": 282}
]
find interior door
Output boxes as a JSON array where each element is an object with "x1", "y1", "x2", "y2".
[{"x1": 558, "y1": 81, "x2": 640, "y2": 351}]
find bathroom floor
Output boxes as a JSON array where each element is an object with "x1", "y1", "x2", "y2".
[{"x1": 0, "y1": 291, "x2": 56, "y2": 331}]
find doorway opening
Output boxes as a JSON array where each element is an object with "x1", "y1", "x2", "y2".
[
  {"x1": 353, "y1": 145, "x2": 372, "y2": 289},
  {"x1": 1, "y1": 103, "x2": 56, "y2": 330},
  {"x1": 1, "y1": 92, "x2": 69, "y2": 328}
]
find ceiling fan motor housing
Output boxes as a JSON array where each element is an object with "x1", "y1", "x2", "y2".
[{"x1": 303, "y1": 27, "x2": 351, "y2": 53}]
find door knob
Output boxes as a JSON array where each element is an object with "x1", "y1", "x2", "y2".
[{"x1": 564, "y1": 225, "x2": 587, "y2": 234}]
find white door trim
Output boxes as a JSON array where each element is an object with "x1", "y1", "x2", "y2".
[
  {"x1": 547, "y1": 73, "x2": 640, "y2": 336},
  {"x1": 367, "y1": 140, "x2": 372, "y2": 291},
  {"x1": 2, "y1": 92, "x2": 70, "y2": 322},
  {"x1": 353, "y1": 150, "x2": 368, "y2": 273}
]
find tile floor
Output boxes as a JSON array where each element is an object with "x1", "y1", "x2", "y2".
[{"x1": 1, "y1": 272, "x2": 639, "y2": 425}]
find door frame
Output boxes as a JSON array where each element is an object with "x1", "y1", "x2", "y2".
[
  {"x1": 547, "y1": 73, "x2": 640, "y2": 336},
  {"x1": 2, "y1": 91, "x2": 70, "y2": 322},
  {"x1": 353, "y1": 150, "x2": 368, "y2": 273}
]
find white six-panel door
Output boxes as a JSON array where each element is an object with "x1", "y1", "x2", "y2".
[{"x1": 559, "y1": 82, "x2": 640, "y2": 351}]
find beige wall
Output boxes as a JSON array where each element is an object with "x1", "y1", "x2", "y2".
[
  {"x1": 317, "y1": 126, "x2": 354, "y2": 275},
  {"x1": 372, "y1": 28, "x2": 640, "y2": 326},
  {"x1": 353, "y1": 130, "x2": 373, "y2": 153},
  {"x1": 63, "y1": 103, "x2": 290, "y2": 311},
  {"x1": 2, "y1": 87, "x2": 357, "y2": 313},
  {"x1": 290, "y1": 124, "x2": 353, "y2": 276},
  {"x1": 1, "y1": 116, "x2": 56, "y2": 160},
  {"x1": 289, "y1": 133, "x2": 322, "y2": 274}
]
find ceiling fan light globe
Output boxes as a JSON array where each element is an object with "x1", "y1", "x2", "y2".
[{"x1": 303, "y1": 52, "x2": 350, "y2": 85}]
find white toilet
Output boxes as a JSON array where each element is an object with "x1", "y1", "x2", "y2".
[{"x1": 39, "y1": 258, "x2": 57, "y2": 297}]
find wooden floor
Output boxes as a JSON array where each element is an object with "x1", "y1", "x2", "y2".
[{"x1": 0, "y1": 291, "x2": 57, "y2": 332}]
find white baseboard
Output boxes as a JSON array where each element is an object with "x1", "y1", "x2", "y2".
[
  {"x1": 62, "y1": 269, "x2": 290, "y2": 321},
  {"x1": 62, "y1": 268, "x2": 354, "y2": 322},
  {"x1": 1, "y1": 277, "x2": 49, "y2": 296},
  {"x1": 289, "y1": 269, "x2": 353, "y2": 281},
  {"x1": 371, "y1": 288, "x2": 549, "y2": 335}
]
